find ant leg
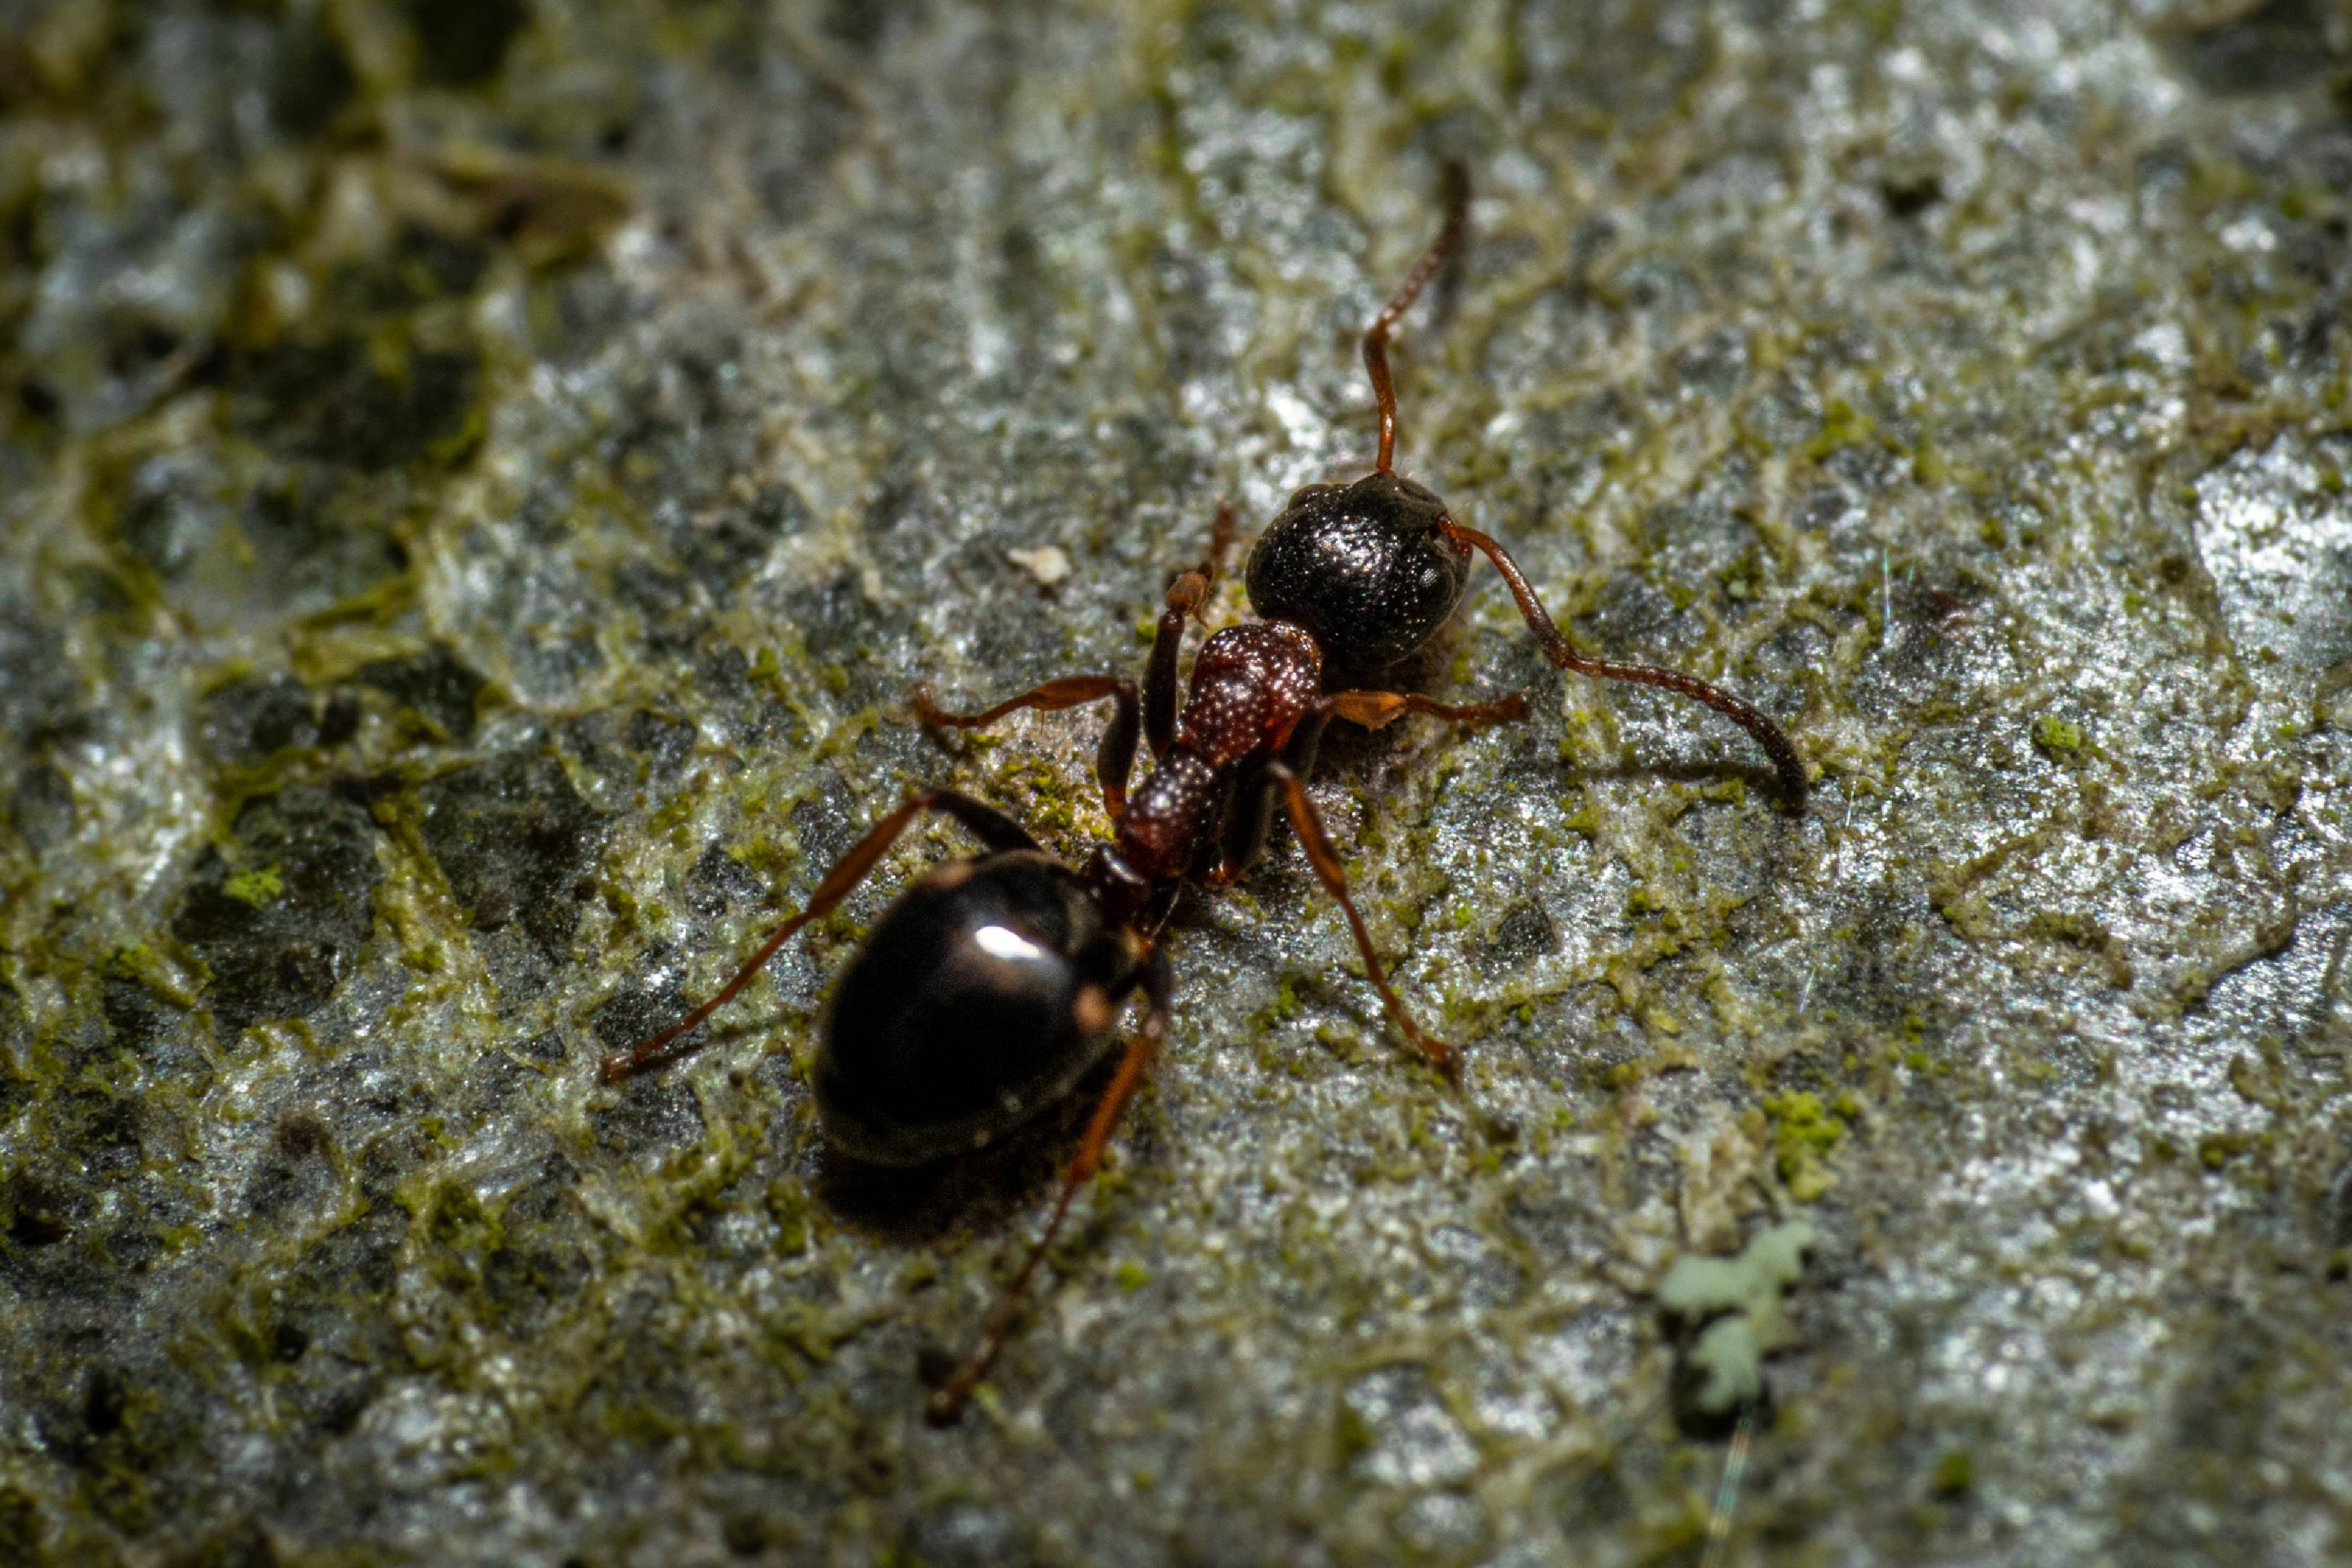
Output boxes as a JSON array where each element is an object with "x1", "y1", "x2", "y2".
[
  {"x1": 1323, "y1": 688, "x2": 1529, "y2": 732},
  {"x1": 1204, "y1": 759, "x2": 1277, "y2": 889},
  {"x1": 1265, "y1": 756, "x2": 1459, "y2": 1080},
  {"x1": 916, "y1": 677, "x2": 1142, "y2": 819},
  {"x1": 1438, "y1": 520, "x2": 1809, "y2": 807},
  {"x1": 1143, "y1": 499, "x2": 1237, "y2": 756},
  {"x1": 927, "y1": 949, "x2": 1174, "y2": 1425},
  {"x1": 1206, "y1": 688, "x2": 1523, "y2": 888},
  {"x1": 1143, "y1": 580, "x2": 1201, "y2": 759},
  {"x1": 1203, "y1": 684, "x2": 1344, "y2": 889},
  {"x1": 1363, "y1": 160, "x2": 1470, "y2": 474},
  {"x1": 1201, "y1": 494, "x2": 1238, "y2": 583},
  {"x1": 598, "y1": 788, "x2": 1038, "y2": 1083}
]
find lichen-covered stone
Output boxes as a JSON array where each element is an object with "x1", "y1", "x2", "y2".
[
  {"x1": 415, "y1": 751, "x2": 605, "y2": 968},
  {"x1": 170, "y1": 785, "x2": 383, "y2": 1037},
  {"x1": 233, "y1": 339, "x2": 483, "y2": 474},
  {"x1": 355, "y1": 645, "x2": 489, "y2": 743},
  {"x1": 0, "y1": 1, "x2": 2348, "y2": 1565},
  {"x1": 195, "y1": 675, "x2": 319, "y2": 767}
]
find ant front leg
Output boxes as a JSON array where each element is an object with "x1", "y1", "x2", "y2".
[
  {"x1": 1323, "y1": 688, "x2": 1529, "y2": 733},
  {"x1": 598, "y1": 788, "x2": 1039, "y2": 1083},
  {"x1": 916, "y1": 677, "x2": 1142, "y2": 820},
  {"x1": 1143, "y1": 499, "x2": 1237, "y2": 756},
  {"x1": 926, "y1": 948, "x2": 1173, "y2": 1426},
  {"x1": 1437, "y1": 520, "x2": 1810, "y2": 807}
]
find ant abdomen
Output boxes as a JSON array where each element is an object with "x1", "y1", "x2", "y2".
[
  {"x1": 1245, "y1": 470, "x2": 1469, "y2": 671},
  {"x1": 815, "y1": 852, "x2": 1140, "y2": 1167}
]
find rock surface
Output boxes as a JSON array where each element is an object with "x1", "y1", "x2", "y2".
[{"x1": 1, "y1": 1, "x2": 2348, "y2": 1564}]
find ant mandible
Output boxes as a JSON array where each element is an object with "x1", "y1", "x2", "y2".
[{"x1": 599, "y1": 165, "x2": 1807, "y2": 1424}]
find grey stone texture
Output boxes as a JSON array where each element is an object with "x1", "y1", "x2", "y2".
[{"x1": 1, "y1": 0, "x2": 2348, "y2": 1564}]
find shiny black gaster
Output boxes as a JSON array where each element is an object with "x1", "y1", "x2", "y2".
[{"x1": 815, "y1": 852, "x2": 1140, "y2": 1167}]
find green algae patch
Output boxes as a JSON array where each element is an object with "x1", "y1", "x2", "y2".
[
  {"x1": 2197, "y1": 1130, "x2": 2258, "y2": 1170},
  {"x1": 219, "y1": 865, "x2": 285, "y2": 907},
  {"x1": 1762, "y1": 1091, "x2": 1857, "y2": 1201},
  {"x1": 105, "y1": 942, "x2": 156, "y2": 979},
  {"x1": 2029, "y1": 715, "x2": 2086, "y2": 759},
  {"x1": 1804, "y1": 398, "x2": 1881, "y2": 462},
  {"x1": 764, "y1": 1179, "x2": 812, "y2": 1255}
]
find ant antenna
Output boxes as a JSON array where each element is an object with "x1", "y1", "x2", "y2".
[{"x1": 1363, "y1": 160, "x2": 1470, "y2": 474}]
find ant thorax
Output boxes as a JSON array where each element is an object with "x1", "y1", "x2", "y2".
[{"x1": 1115, "y1": 623, "x2": 1319, "y2": 882}]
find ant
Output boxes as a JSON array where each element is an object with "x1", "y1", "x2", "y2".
[{"x1": 599, "y1": 165, "x2": 1806, "y2": 1425}]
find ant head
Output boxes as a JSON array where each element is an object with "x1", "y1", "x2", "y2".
[{"x1": 1244, "y1": 470, "x2": 1470, "y2": 672}]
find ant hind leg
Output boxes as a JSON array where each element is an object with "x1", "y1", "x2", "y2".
[
  {"x1": 598, "y1": 788, "x2": 1037, "y2": 1083},
  {"x1": 926, "y1": 950, "x2": 1173, "y2": 1425}
]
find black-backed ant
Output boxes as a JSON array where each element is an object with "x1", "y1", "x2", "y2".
[{"x1": 600, "y1": 166, "x2": 1807, "y2": 1424}]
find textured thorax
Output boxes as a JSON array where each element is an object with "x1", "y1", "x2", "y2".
[
  {"x1": 1176, "y1": 622, "x2": 1322, "y2": 767},
  {"x1": 1112, "y1": 622, "x2": 1322, "y2": 881}
]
